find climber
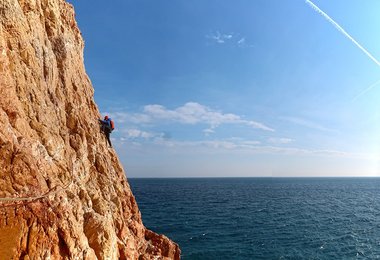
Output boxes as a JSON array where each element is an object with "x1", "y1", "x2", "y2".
[{"x1": 98, "y1": 115, "x2": 114, "y2": 147}]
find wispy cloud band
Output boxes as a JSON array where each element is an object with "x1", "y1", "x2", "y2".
[
  {"x1": 281, "y1": 116, "x2": 336, "y2": 132},
  {"x1": 117, "y1": 137, "x2": 371, "y2": 160}
]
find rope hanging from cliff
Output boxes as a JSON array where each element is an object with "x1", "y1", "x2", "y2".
[
  {"x1": 0, "y1": 179, "x2": 73, "y2": 203},
  {"x1": 0, "y1": 168, "x2": 74, "y2": 204}
]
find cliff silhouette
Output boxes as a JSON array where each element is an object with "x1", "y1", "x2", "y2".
[{"x1": 0, "y1": 0, "x2": 180, "y2": 259}]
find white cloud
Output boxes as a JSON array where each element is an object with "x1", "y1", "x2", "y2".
[
  {"x1": 241, "y1": 140, "x2": 261, "y2": 145},
  {"x1": 153, "y1": 139, "x2": 238, "y2": 150},
  {"x1": 122, "y1": 128, "x2": 163, "y2": 140},
  {"x1": 108, "y1": 102, "x2": 273, "y2": 133},
  {"x1": 105, "y1": 112, "x2": 151, "y2": 124},
  {"x1": 237, "y1": 37, "x2": 254, "y2": 48},
  {"x1": 205, "y1": 31, "x2": 253, "y2": 48},
  {"x1": 268, "y1": 137, "x2": 293, "y2": 144},
  {"x1": 142, "y1": 102, "x2": 274, "y2": 132},
  {"x1": 206, "y1": 31, "x2": 234, "y2": 44},
  {"x1": 237, "y1": 37, "x2": 245, "y2": 45},
  {"x1": 203, "y1": 128, "x2": 215, "y2": 136}
]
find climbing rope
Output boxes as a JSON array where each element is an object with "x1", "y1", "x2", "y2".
[
  {"x1": 0, "y1": 168, "x2": 74, "y2": 204},
  {"x1": 0, "y1": 179, "x2": 72, "y2": 203}
]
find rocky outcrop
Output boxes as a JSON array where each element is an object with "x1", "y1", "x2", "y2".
[{"x1": 0, "y1": 0, "x2": 180, "y2": 259}]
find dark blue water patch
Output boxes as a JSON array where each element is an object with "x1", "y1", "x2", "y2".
[{"x1": 128, "y1": 178, "x2": 380, "y2": 259}]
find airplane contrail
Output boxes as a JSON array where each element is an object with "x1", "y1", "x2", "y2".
[
  {"x1": 305, "y1": 0, "x2": 380, "y2": 68},
  {"x1": 352, "y1": 79, "x2": 380, "y2": 101}
]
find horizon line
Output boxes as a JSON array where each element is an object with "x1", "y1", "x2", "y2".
[{"x1": 128, "y1": 176, "x2": 380, "y2": 179}]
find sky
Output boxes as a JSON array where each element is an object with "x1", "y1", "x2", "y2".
[{"x1": 68, "y1": 0, "x2": 380, "y2": 177}]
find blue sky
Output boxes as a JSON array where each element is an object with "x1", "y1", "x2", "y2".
[{"x1": 69, "y1": 0, "x2": 380, "y2": 177}]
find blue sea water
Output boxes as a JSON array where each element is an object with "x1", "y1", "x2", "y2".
[{"x1": 128, "y1": 178, "x2": 380, "y2": 259}]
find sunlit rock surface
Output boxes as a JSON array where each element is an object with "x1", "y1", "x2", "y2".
[{"x1": 0, "y1": 0, "x2": 180, "y2": 258}]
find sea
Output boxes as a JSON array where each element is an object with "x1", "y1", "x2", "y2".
[{"x1": 128, "y1": 178, "x2": 380, "y2": 259}]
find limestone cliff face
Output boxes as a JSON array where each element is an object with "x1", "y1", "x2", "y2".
[{"x1": 0, "y1": 0, "x2": 180, "y2": 259}]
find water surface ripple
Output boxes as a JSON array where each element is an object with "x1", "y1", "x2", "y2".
[{"x1": 129, "y1": 178, "x2": 380, "y2": 259}]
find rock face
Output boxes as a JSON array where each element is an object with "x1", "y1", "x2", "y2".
[{"x1": 0, "y1": 0, "x2": 180, "y2": 259}]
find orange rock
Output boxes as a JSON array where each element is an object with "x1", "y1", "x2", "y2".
[{"x1": 0, "y1": 0, "x2": 180, "y2": 259}]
